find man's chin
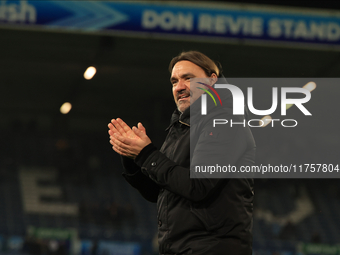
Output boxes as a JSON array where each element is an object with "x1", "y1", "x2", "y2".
[{"x1": 177, "y1": 102, "x2": 190, "y2": 113}]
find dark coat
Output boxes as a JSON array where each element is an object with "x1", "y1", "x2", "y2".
[{"x1": 122, "y1": 86, "x2": 256, "y2": 255}]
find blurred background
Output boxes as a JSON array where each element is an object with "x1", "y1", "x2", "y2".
[{"x1": 0, "y1": 0, "x2": 340, "y2": 254}]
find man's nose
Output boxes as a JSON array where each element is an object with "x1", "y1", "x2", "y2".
[{"x1": 175, "y1": 79, "x2": 187, "y2": 92}]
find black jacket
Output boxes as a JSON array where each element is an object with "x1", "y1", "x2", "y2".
[{"x1": 122, "y1": 87, "x2": 256, "y2": 255}]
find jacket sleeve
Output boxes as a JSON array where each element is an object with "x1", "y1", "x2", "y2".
[
  {"x1": 134, "y1": 114, "x2": 255, "y2": 203},
  {"x1": 121, "y1": 156, "x2": 160, "y2": 203}
]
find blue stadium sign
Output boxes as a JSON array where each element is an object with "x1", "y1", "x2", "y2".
[{"x1": 1, "y1": 1, "x2": 340, "y2": 49}]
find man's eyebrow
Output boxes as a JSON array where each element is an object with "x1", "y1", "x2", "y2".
[
  {"x1": 170, "y1": 76, "x2": 177, "y2": 83},
  {"x1": 181, "y1": 72, "x2": 195, "y2": 79},
  {"x1": 170, "y1": 72, "x2": 195, "y2": 83}
]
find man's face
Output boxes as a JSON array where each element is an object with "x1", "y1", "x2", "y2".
[{"x1": 171, "y1": 60, "x2": 215, "y2": 113}]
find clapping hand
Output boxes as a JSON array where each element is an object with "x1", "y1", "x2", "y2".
[{"x1": 108, "y1": 118, "x2": 152, "y2": 160}]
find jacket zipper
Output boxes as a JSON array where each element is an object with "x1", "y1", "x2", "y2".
[{"x1": 179, "y1": 120, "x2": 190, "y2": 127}]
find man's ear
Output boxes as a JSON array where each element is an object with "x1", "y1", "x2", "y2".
[{"x1": 210, "y1": 73, "x2": 218, "y2": 85}]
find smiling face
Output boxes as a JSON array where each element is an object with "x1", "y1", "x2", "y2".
[{"x1": 171, "y1": 60, "x2": 216, "y2": 113}]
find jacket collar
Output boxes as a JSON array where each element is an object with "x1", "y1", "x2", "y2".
[{"x1": 166, "y1": 107, "x2": 190, "y2": 130}]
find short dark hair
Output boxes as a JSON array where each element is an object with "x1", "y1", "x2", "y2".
[{"x1": 169, "y1": 51, "x2": 221, "y2": 77}]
